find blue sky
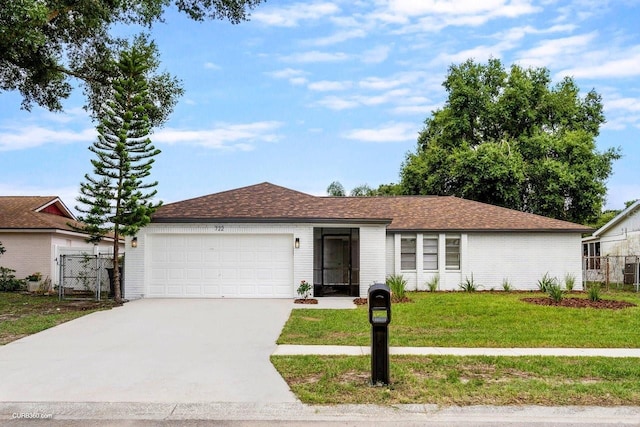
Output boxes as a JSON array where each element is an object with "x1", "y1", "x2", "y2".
[{"x1": 1, "y1": 0, "x2": 639, "y2": 216}]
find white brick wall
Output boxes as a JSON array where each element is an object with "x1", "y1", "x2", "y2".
[
  {"x1": 359, "y1": 225, "x2": 387, "y2": 297},
  {"x1": 386, "y1": 231, "x2": 583, "y2": 291},
  {"x1": 125, "y1": 222, "x2": 387, "y2": 299},
  {"x1": 467, "y1": 232, "x2": 583, "y2": 290}
]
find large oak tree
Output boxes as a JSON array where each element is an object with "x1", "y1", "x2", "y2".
[
  {"x1": 0, "y1": 0, "x2": 263, "y2": 120},
  {"x1": 400, "y1": 58, "x2": 620, "y2": 224}
]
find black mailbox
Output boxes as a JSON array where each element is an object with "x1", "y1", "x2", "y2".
[
  {"x1": 368, "y1": 283, "x2": 391, "y2": 385},
  {"x1": 369, "y1": 283, "x2": 391, "y2": 325}
]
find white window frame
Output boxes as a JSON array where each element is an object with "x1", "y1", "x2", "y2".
[
  {"x1": 422, "y1": 235, "x2": 438, "y2": 271},
  {"x1": 400, "y1": 235, "x2": 417, "y2": 271},
  {"x1": 445, "y1": 236, "x2": 461, "y2": 270}
]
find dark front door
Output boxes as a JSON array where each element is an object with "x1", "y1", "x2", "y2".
[{"x1": 314, "y1": 228, "x2": 359, "y2": 297}]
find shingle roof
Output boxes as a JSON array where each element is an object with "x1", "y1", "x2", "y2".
[
  {"x1": 153, "y1": 182, "x2": 591, "y2": 233},
  {"x1": 0, "y1": 196, "x2": 83, "y2": 231}
]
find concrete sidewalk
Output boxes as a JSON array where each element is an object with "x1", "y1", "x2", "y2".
[
  {"x1": 2, "y1": 402, "x2": 640, "y2": 426},
  {"x1": 273, "y1": 345, "x2": 640, "y2": 357}
]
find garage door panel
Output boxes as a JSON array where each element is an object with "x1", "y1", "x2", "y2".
[
  {"x1": 185, "y1": 285, "x2": 202, "y2": 295},
  {"x1": 186, "y1": 269, "x2": 202, "y2": 280},
  {"x1": 148, "y1": 234, "x2": 293, "y2": 298}
]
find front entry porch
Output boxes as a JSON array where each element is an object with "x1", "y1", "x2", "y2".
[{"x1": 313, "y1": 228, "x2": 360, "y2": 297}]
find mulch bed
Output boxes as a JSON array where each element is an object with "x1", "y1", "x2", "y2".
[
  {"x1": 294, "y1": 298, "x2": 318, "y2": 304},
  {"x1": 521, "y1": 297, "x2": 636, "y2": 310},
  {"x1": 353, "y1": 297, "x2": 413, "y2": 305}
]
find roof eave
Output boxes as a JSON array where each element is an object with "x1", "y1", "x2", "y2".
[
  {"x1": 152, "y1": 217, "x2": 392, "y2": 225},
  {"x1": 592, "y1": 200, "x2": 640, "y2": 237},
  {"x1": 386, "y1": 227, "x2": 592, "y2": 233}
]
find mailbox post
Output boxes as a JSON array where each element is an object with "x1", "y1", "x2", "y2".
[{"x1": 368, "y1": 283, "x2": 391, "y2": 385}]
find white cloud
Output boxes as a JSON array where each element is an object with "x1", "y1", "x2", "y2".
[
  {"x1": 306, "y1": 28, "x2": 367, "y2": 46},
  {"x1": 384, "y1": 0, "x2": 538, "y2": 17},
  {"x1": 558, "y1": 50, "x2": 640, "y2": 79},
  {"x1": 342, "y1": 122, "x2": 418, "y2": 143},
  {"x1": 391, "y1": 104, "x2": 437, "y2": 115},
  {"x1": 516, "y1": 33, "x2": 596, "y2": 67},
  {"x1": 382, "y1": 0, "x2": 540, "y2": 32},
  {"x1": 0, "y1": 125, "x2": 95, "y2": 151},
  {"x1": 361, "y1": 45, "x2": 391, "y2": 64},
  {"x1": 315, "y1": 88, "x2": 413, "y2": 111},
  {"x1": 358, "y1": 71, "x2": 429, "y2": 90},
  {"x1": 153, "y1": 121, "x2": 284, "y2": 150},
  {"x1": 430, "y1": 44, "x2": 505, "y2": 66},
  {"x1": 280, "y1": 50, "x2": 349, "y2": 63},
  {"x1": 308, "y1": 80, "x2": 353, "y2": 91},
  {"x1": 315, "y1": 96, "x2": 360, "y2": 110},
  {"x1": 252, "y1": 2, "x2": 340, "y2": 27},
  {"x1": 265, "y1": 68, "x2": 309, "y2": 85},
  {"x1": 391, "y1": 97, "x2": 440, "y2": 115},
  {"x1": 495, "y1": 23, "x2": 577, "y2": 42},
  {"x1": 204, "y1": 62, "x2": 221, "y2": 70},
  {"x1": 601, "y1": 93, "x2": 640, "y2": 130}
]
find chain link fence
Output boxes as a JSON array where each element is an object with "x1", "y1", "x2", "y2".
[
  {"x1": 58, "y1": 254, "x2": 124, "y2": 300},
  {"x1": 583, "y1": 255, "x2": 639, "y2": 291}
]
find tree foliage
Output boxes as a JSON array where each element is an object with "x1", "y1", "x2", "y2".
[
  {"x1": 350, "y1": 184, "x2": 376, "y2": 197},
  {"x1": 400, "y1": 58, "x2": 620, "y2": 224},
  {"x1": 75, "y1": 43, "x2": 164, "y2": 302},
  {"x1": 327, "y1": 181, "x2": 346, "y2": 197},
  {"x1": 326, "y1": 181, "x2": 403, "y2": 197},
  {"x1": 0, "y1": 0, "x2": 262, "y2": 118}
]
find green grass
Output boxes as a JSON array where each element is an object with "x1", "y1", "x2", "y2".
[
  {"x1": 278, "y1": 291, "x2": 640, "y2": 348},
  {"x1": 271, "y1": 354, "x2": 640, "y2": 406},
  {"x1": 0, "y1": 293, "x2": 116, "y2": 345}
]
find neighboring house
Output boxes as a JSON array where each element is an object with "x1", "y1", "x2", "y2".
[
  {"x1": 124, "y1": 182, "x2": 590, "y2": 299},
  {"x1": 582, "y1": 200, "x2": 640, "y2": 286},
  {"x1": 0, "y1": 196, "x2": 120, "y2": 286}
]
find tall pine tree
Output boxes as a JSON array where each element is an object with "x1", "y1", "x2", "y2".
[{"x1": 76, "y1": 41, "x2": 165, "y2": 303}]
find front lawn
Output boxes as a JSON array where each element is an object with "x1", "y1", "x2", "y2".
[
  {"x1": 278, "y1": 291, "x2": 640, "y2": 348},
  {"x1": 0, "y1": 293, "x2": 117, "y2": 345},
  {"x1": 271, "y1": 354, "x2": 640, "y2": 406}
]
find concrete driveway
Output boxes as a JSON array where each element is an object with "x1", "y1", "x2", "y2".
[{"x1": 0, "y1": 299, "x2": 297, "y2": 403}]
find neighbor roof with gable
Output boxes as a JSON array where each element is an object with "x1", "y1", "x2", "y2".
[
  {"x1": 0, "y1": 196, "x2": 84, "y2": 231},
  {"x1": 587, "y1": 199, "x2": 640, "y2": 238},
  {"x1": 153, "y1": 182, "x2": 592, "y2": 233}
]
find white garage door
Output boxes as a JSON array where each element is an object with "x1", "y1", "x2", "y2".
[{"x1": 147, "y1": 234, "x2": 293, "y2": 298}]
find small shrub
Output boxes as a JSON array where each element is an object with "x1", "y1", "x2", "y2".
[
  {"x1": 547, "y1": 283, "x2": 565, "y2": 303},
  {"x1": 537, "y1": 273, "x2": 557, "y2": 293},
  {"x1": 587, "y1": 283, "x2": 602, "y2": 302},
  {"x1": 0, "y1": 266, "x2": 25, "y2": 292},
  {"x1": 426, "y1": 275, "x2": 439, "y2": 292},
  {"x1": 386, "y1": 274, "x2": 407, "y2": 302},
  {"x1": 501, "y1": 278, "x2": 513, "y2": 292},
  {"x1": 296, "y1": 280, "x2": 312, "y2": 299},
  {"x1": 459, "y1": 274, "x2": 479, "y2": 292},
  {"x1": 564, "y1": 273, "x2": 576, "y2": 292},
  {"x1": 26, "y1": 272, "x2": 42, "y2": 282}
]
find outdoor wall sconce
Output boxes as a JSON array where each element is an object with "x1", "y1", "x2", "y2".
[
  {"x1": 295, "y1": 238, "x2": 300, "y2": 249},
  {"x1": 131, "y1": 237, "x2": 138, "y2": 248}
]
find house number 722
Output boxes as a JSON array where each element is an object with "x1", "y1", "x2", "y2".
[{"x1": 215, "y1": 225, "x2": 224, "y2": 232}]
